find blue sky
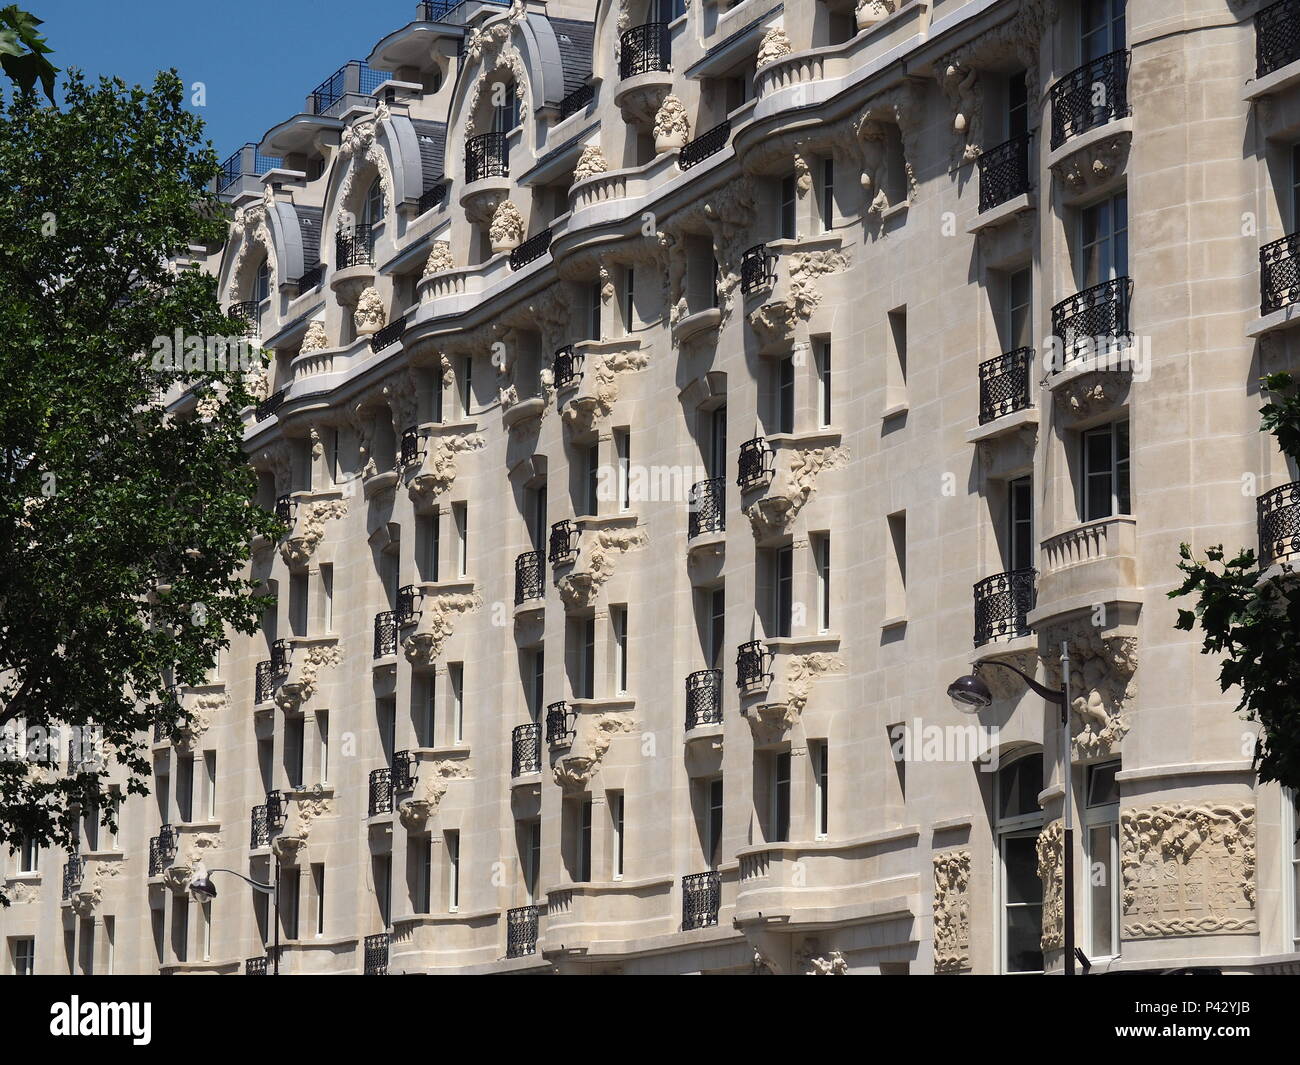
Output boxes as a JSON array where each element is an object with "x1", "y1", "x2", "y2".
[{"x1": 32, "y1": 1, "x2": 417, "y2": 162}]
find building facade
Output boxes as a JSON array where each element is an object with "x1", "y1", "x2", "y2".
[{"x1": 4, "y1": 0, "x2": 1300, "y2": 975}]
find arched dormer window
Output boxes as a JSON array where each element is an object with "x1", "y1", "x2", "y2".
[
  {"x1": 363, "y1": 177, "x2": 385, "y2": 229},
  {"x1": 254, "y1": 259, "x2": 270, "y2": 304}
]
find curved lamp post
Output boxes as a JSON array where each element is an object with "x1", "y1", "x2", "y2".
[
  {"x1": 189, "y1": 863, "x2": 280, "y2": 975},
  {"x1": 946, "y1": 643, "x2": 1078, "y2": 976}
]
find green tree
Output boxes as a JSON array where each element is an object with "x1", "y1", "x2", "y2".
[
  {"x1": 0, "y1": 70, "x2": 278, "y2": 900},
  {"x1": 0, "y1": 6, "x2": 56, "y2": 100},
  {"x1": 1171, "y1": 372, "x2": 1300, "y2": 793}
]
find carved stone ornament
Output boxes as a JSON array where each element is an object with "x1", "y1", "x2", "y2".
[
  {"x1": 284, "y1": 786, "x2": 333, "y2": 841},
  {"x1": 1121, "y1": 803, "x2": 1256, "y2": 938},
  {"x1": 463, "y1": 1, "x2": 530, "y2": 135},
  {"x1": 422, "y1": 240, "x2": 454, "y2": 279},
  {"x1": 489, "y1": 200, "x2": 525, "y2": 253},
  {"x1": 1041, "y1": 627, "x2": 1135, "y2": 757},
  {"x1": 553, "y1": 712, "x2": 636, "y2": 791},
  {"x1": 557, "y1": 526, "x2": 649, "y2": 609},
  {"x1": 561, "y1": 344, "x2": 649, "y2": 435},
  {"x1": 933, "y1": 850, "x2": 972, "y2": 972},
  {"x1": 280, "y1": 498, "x2": 349, "y2": 567},
  {"x1": 402, "y1": 756, "x2": 472, "y2": 822},
  {"x1": 1036, "y1": 820, "x2": 1064, "y2": 952},
  {"x1": 408, "y1": 431, "x2": 485, "y2": 506},
  {"x1": 274, "y1": 643, "x2": 343, "y2": 713},
  {"x1": 300, "y1": 320, "x2": 328, "y2": 355},
  {"x1": 1054, "y1": 135, "x2": 1130, "y2": 192},
  {"x1": 855, "y1": 0, "x2": 896, "y2": 29},
  {"x1": 353, "y1": 286, "x2": 387, "y2": 336},
  {"x1": 746, "y1": 445, "x2": 849, "y2": 539},
  {"x1": 795, "y1": 938, "x2": 848, "y2": 975},
  {"x1": 756, "y1": 27, "x2": 792, "y2": 69},
  {"x1": 745, "y1": 653, "x2": 843, "y2": 744},
  {"x1": 856, "y1": 119, "x2": 892, "y2": 216},
  {"x1": 172, "y1": 691, "x2": 225, "y2": 753},
  {"x1": 1051, "y1": 369, "x2": 1131, "y2": 420},
  {"x1": 272, "y1": 835, "x2": 307, "y2": 865},
  {"x1": 942, "y1": 62, "x2": 982, "y2": 164},
  {"x1": 574, "y1": 143, "x2": 609, "y2": 182},
  {"x1": 653, "y1": 94, "x2": 690, "y2": 154},
  {"x1": 403, "y1": 591, "x2": 483, "y2": 666}
]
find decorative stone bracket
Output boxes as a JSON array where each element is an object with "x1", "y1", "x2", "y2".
[
  {"x1": 399, "y1": 756, "x2": 472, "y2": 826},
  {"x1": 281, "y1": 495, "x2": 349, "y2": 567},
  {"x1": 557, "y1": 522, "x2": 649, "y2": 609},
  {"x1": 407, "y1": 429, "x2": 485, "y2": 507},
  {"x1": 403, "y1": 587, "x2": 482, "y2": 666},
  {"x1": 275, "y1": 641, "x2": 343, "y2": 713},
  {"x1": 746, "y1": 442, "x2": 849, "y2": 540},
  {"x1": 561, "y1": 341, "x2": 648, "y2": 436},
  {"x1": 1041, "y1": 626, "x2": 1135, "y2": 757},
  {"x1": 553, "y1": 709, "x2": 636, "y2": 791},
  {"x1": 745, "y1": 652, "x2": 844, "y2": 745}
]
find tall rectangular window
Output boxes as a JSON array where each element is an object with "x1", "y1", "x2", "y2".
[
  {"x1": 1081, "y1": 0, "x2": 1126, "y2": 62},
  {"x1": 584, "y1": 444, "x2": 600, "y2": 516},
  {"x1": 285, "y1": 716, "x2": 304, "y2": 789},
  {"x1": 282, "y1": 867, "x2": 301, "y2": 940},
  {"x1": 1006, "y1": 267, "x2": 1033, "y2": 351},
  {"x1": 108, "y1": 789, "x2": 121, "y2": 850},
  {"x1": 204, "y1": 751, "x2": 217, "y2": 820},
  {"x1": 1007, "y1": 69, "x2": 1029, "y2": 140},
  {"x1": 612, "y1": 606, "x2": 628, "y2": 695},
  {"x1": 177, "y1": 756, "x2": 194, "y2": 823},
  {"x1": 815, "y1": 339, "x2": 831, "y2": 427},
  {"x1": 615, "y1": 429, "x2": 631, "y2": 512},
  {"x1": 312, "y1": 862, "x2": 326, "y2": 936},
  {"x1": 530, "y1": 647, "x2": 545, "y2": 724},
  {"x1": 316, "y1": 710, "x2": 330, "y2": 783},
  {"x1": 815, "y1": 533, "x2": 831, "y2": 633},
  {"x1": 1081, "y1": 420, "x2": 1131, "y2": 521},
  {"x1": 290, "y1": 571, "x2": 308, "y2": 637},
  {"x1": 416, "y1": 676, "x2": 435, "y2": 747},
  {"x1": 610, "y1": 792, "x2": 625, "y2": 880},
  {"x1": 780, "y1": 174, "x2": 797, "y2": 239},
  {"x1": 708, "y1": 405, "x2": 727, "y2": 481},
  {"x1": 320, "y1": 564, "x2": 333, "y2": 633},
  {"x1": 460, "y1": 356, "x2": 473, "y2": 416},
  {"x1": 453, "y1": 501, "x2": 468, "y2": 577},
  {"x1": 1085, "y1": 761, "x2": 1120, "y2": 958},
  {"x1": 526, "y1": 820, "x2": 542, "y2": 902},
  {"x1": 328, "y1": 427, "x2": 341, "y2": 484},
  {"x1": 420, "y1": 512, "x2": 440, "y2": 582},
  {"x1": 375, "y1": 855, "x2": 391, "y2": 928},
  {"x1": 777, "y1": 357, "x2": 795, "y2": 434},
  {"x1": 707, "y1": 778, "x2": 724, "y2": 868},
  {"x1": 450, "y1": 663, "x2": 465, "y2": 744},
  {"x1": 173, "y1": 897, "x2": 189, "y2": 963},
  {"x1": 200, "y1": 902, "x2": 212, "y2": 962},
  {"x1": 581, "y1": 617, "x2": 596, "y2": 699},
  {"x1": 819, "y1": 156, "x2": 835, "y2": 230},
  {"x1": 416, "y1": 839, "x2": 432, "y2": 913},
  {"x1": 1080, "y1": 192, "x2": 1128, "y2": 288},
  {"x1": 1009, "y1": 476, "x2": 1033, "y2": 572},
  {"x1": 813, "y1": 741, "x2": 830, "y2": 838},
  {"x1": 586, "y1": 280, "x2": 601, "y2": 340},
  {"x1": 19, "y1": 836, "x2": 38, "y2": 873},
  {"x1": 623, "y1": 267, "x2": 635, "y2": 333},
  {"x1": 708, "y1": 587, "x2": 726, "y2": 671},
  {"x1": 104, "y1": 917, "x2": 114, "y2": 975},
  {"x1": 446, "y1": 831, "x2": 461, "y2": 912},
  {"x1": 771, "y1": 752, "x2": 791, "y2": 842},
  {"x1": 773, "y1": 545, "x2": 794, "y2": 638},
  {"x1": 579, "y1": 799, "x2": 593, "y2": 882}
]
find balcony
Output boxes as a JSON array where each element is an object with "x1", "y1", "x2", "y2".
[
  {"x1": 679, "y1": 120, "x2": 731, "y2": 171},
  {"x1": 687, "y1": 477, "x2": 725, "y2": 539},
  {"x1": 560, "y1": 82, "x2": 594, "y2": 121},
  {"x1": 685, "y1": 669, "x2": 723, "y2": 730},
  {"x1": 740, "y1": 244, "x2": 775, "y2": 296},
  {"x1": 62, "y1": 854, "x2": 83, "y2": 900},
  {"x1": 370, "y1": 314, "x2": 406, "y2": 352},
  {"x1": 369, "y1": 767, "x2": 394, "y2": 816},
  {"x1": 737, "y1": 437, "x2": 774, "y2": 491},
  {"x1": 149, "y1": 823, "x2": 176, "y2": 876},
  {"x1": 244, "y1": 956, "x2": 268, "y2": 975},
  {"x1": 249, "y1": 805, "x2": 270, "y2": 849},
  {"x1": 394, "y1": 750, "x2": 418, "y2": 792},
  {"x1": 506, "y1": 904, "x2": 539, "y2": 957},
  {"x1": 552, "y1": 346, "x2": 585, "y2": 390},
  {"x1": 514, "y1": 550, "x2": 545, "y2": 605},
  {"x1": 619, "y1": 22, "x2": 670, "y2": 79},
  {"x1": 227, "y1": 301, "x2": 260, "y2": 337},
  {"x1": 256, "y1": 389, "x2": 287, "y2": 423},
  {"x1": 266, "y1": 789, "x2": 286, "y2": 829},
  {"x1": 363, "y1": 932, "x2": 390, "y2": 975},
  {"x1": 374, "y1": 611, "x2": 398, "y2": 658},
  {"x1": 400, "y1": 426, "x2": 424, "y2": 469},
  {"x1": 270, "y1": 639, "x2": 291, "y2": 675},
  {"x1": 310, "y1": 60, "x2": 387, "y2": 118},
  {"x1": 1260, "y1": 233, "x2": 1300, "y2": 316},
  {"x1": 978, "y1": 347, "x2": 1035, "y2": 424},
  {"x1": 512, "y1": 722, "x2": 542, "y2": 777},
  {"x1": 1258, "y1": 481, "x2": 1300, "y2": 567},
  {"x1": 215, "y1": 143, "x2": 282, "y2": 197},
  {"x1": 735, "y1": 640, "x2": 772, "y2": 691},
  {"x1": 546, "y1": 701, "x2": 575, "y2": 747},
  {"x1": 509, "y1": 228, "x2": 552, "y2": 271},
  {"x1": 1257, "y1": 0, "x2": 1300, "y2": 79},
  {"x1": 295, "y1": 262, "x2": 325, "y2": 291},
  {"x1": 1049, "y1": 277, "x2": 1132, "y2": 373},
  {"x1": 335, "y1": 224, "x2": 375, "y2": 269},
  {"x1": 417, "y1": 183, "x2": 447, "y2": 215},
  {"x1": 973, "y1": 569, "x2": 1036, "y2": 646},
  {"x1": 1049, "y1": 50, "x2": 1130, "y2": 150},
  {"x1": 682, "y1": 871, "x2": 721, "y2": 930},
  {"x1": 466, "y1": 131, "x2": 509, "y2": 184},
  {"x1": 976, "y1": 132, "x2": 1032, "y2": 215},
  {"x1": 255, "y1": 661, "x2": 275, "y2": 704},
  {"x1": 397, "y1": 585, "x2": 422, "y2": 627},
  {"x1": 548, "y1": 520, "x2": 578, "y2": 566},
  {"x1": 274, "y1": 495, "x2": 294, "y2": 526}
]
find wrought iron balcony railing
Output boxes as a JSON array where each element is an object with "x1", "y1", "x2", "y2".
[
  {"x1": 1049, "y1": 50, "x2": 1130, "y2": 149},
  {"x1": 506, "y1": 904, "x2": 539, "y2": 957},
  {"x1": 978, "y1": 347, "x2": 1035, "y2": 424},
  {"x1": 62, "y1": 854, "x2": 83, "y2": 900},
  {"x1": 682, "y1": 871, "x2": 721, "y2": 930},
  {"x1": 401, "y1": 426, "x2": 423, "y2": 468},
  {"x1": 553, "y1": 345, "x2": 585, "y2": 389},
  {"x1": 737, "y1": 437, "x2": 773, "y2": 490},
  {"x1": 394, "y1": 750, "x2": 418, "y2": 792},
  {"x1": 370, "y1": 314, "x2": 406, "y2": 352},
  {"x1": 512, "y1": 722, "x2": 542, "y2": 777},
  {"x1": 270, "y1": 639, "x2": 291, "y2": 675},
  {"x1": 510, "y1": 228, "x2": 552, "y2": 271},
  {"x1": 274, "y1": 494, "x2": 294, "y2": 525},
  {"x1": 546, "y1": 701, "x2": 576, "y2": 747},
  {"x1": 397, "y1": 585, "x2": 421, "y2": 627},
  {"x1": 265, "y1": 789, "x2": 287, "y2": 829},
  {"x1": 735, "y1": 640, "x2": 772, "y2": 690},
  {"x1": 466, "y1": 131, "x2": 509, "y2": 183},
  {"x1": 369, "y1": 767, "x2": 394, "y2": 816},
  {"x1": 973, "y1": 568, "x2": 1037, "y2": 645},
  {"x1": 255, "y1": 660, "x2": 275, "y2": 704},
  {"x1": 1260, "y1": 232, "x2": 1300, "y2": 315},
  {"x1": 335, "y1": 224, "x2": 375, "y2": 268},
  {"x1": 976, "y1": 132, "x2": 1032, "y2": 214},
  {"x1": 148, "y1": 835, "x2": 167, "y2": 876},
  {"x1": 740, "y1": 244, "x2": 775, "y2": 296},
  {"x1": 619, "y1": 22, "x2": 671, "y2": 80},
  {"x1": 679, "y1": 120, "x2": 731, "y2": 171},
  {"x1": 363, "y1": 931, "x2": 390, "y2": 975},
  {"x1": 250, "y1": 804, "x2": 270, "y2": 849},
  {"x1": 1258, "y1": 481, "x2": 1300, "y2": 567},
  {"x1": 417, "y1": 182, "x2": 448, "y2": 215},
  {"x1": 374, "y1": 610, "x2": 398, "y2": 658},
  {"x1": 688, "y1": 477, "x2": 725, "y2": 538},
  {"x1": 228, "y1": 301, "x2": 260, "y2": 336},
  {"x1": 1049, "y1": 277, "x2": 1132, "y2": 370},
  {"x1": 295, "y1": 262, "x2": 325, "y2": 291},
  {"x1": 245, "y1": 956, "x2": 269, "y2": 975},
  {"x1": 1257, "y1": 0, "x2": 1300, "y2": 78},
  {"x1": 514, "y1": 549, "x2": 545, "y2": 604},
  {"x1": 560, "y1": 82, "x2": 595, "y2": 120},
  {"x1": 419, "y1": 0, "x2": 458, "y2": 20},
  {"x1": 548, "y1": 520, "x2": 578, "y2": 566},
  {"x1": 685, "y1": 669, "x2": 723, "y2": 730},
  {"x1": 216, "y1": 144, "x2": 282, "y2": 193},
  {"x1": 256, "y1": 388, "x2": 287, "y2": 423}
]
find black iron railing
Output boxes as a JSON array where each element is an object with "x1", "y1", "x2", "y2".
[
  {"x1": 148, "y1": 835, "x2": 167, "y2": 876},
  {"x1": 418, "y1": 182, "x2": 448, "y2": 215},
  {"x1": 679, "y1": 120, "x2": 731, "y2": 171},
  {"x1": 1258, "y1": 481, "x2": 1300, "y2": 566},
  {"x1": 419, "y1": 0, "x2": 458, "y2": 20},
  {"x1": 688, "y1": 478, "x2": 725, "y2": 538},
  {"x1": 374, "y1": 611, "x2": 398, "y2": 658},
  {"x1": 250, "y1": 805, "x2": 270, "y2": 849},
  {"x1": 685, "y1": 669, "x2": 723, "y2": 730},
  {"x1": 265, "y1": 789, "x2": 286, "y2": 829},
  {"x1": 228, "y1": 301, "x2": 260, "y2": 336},
  {"x1": 369, "y1": 768, "x2": 393, "y2": 816},
  {"x1": 510, "y1": 229, "x2": 552, "y2": 270},
  {"x1": 295, "y1": 262, "x2": 325, "y2": 290},
  {"x1": 255, "y1": 660, "x2": 275, "y2": 704},
  {"x1": 619, "y1": 22, "x2": 671, "y2": 79},
  {"x1": 270, "y1": 639, "x2": 291, "y2": 675},
  {"x1": 553, "y1": 345, "x2": 584, "y2": 389},
  {"x1": 735, "y1": 640, "x2": 772, "y2": 690},
  {"x1": 466, "y1": 132, "x2": 509, "y2": 183},
  {"x1": 682, "y1": 871, "x2": 721, "y2": 930},
  {"x1": 978, "y1": 347, "x2": 1035, "y2": 424},
  {"x1": 1049, "y1": 50, "x2": 1130, "y2": 150},
  {"x1": 364, "y1": 932, "x2": 390, "y2": 975},
  {"x1": 370, "y1": 314, "x2": 406, "y2": 352},
  {"x1": 737, "y1": 438, "x2": 773, "y2": 490},
  {"x1": 545, "y1": 701, "x2": 575, "y2": 747},
  {"x1": 401, "y1": 426, "x2": 423, "y2": 468},
  {"x1": 335, "y1": 224, "x2": 375, "y2": 268},
  {"x1": 1050, "y1": 277, "x2": 1132, "y2": 369},
  {"x1": 548, "y1": 520, "x2": 578, "y2": 566},
  {"x1": 740, "y1": 244, "x2": 775, "y2": 296},
  {"x1": 62, "y1": 855, "x2": 83, "y2": 900},
  {"x1": 1257, "y1": 0, "x2": 1300, "y2": 78},
  {"x1": 1261, "y1": 232, "x2": 1300, "y2": 315},
  {"x1": 976, "y1": 132, "x2": 1032, "y2": 214},
  {"x1": 506, "y1": 904, "x2": 539, "y2": 957},
  {"x1": 245, "y1": 956, "x2": 269, "y2": 975},
  {"x1": 216, "y1": 144, "x2": 282, "y2": 193},
  {"x1": 394, "y1": 750, "x2": 418, "y2": 792},
  {"x1": 512, "y1": 723, "x2": 542, "y2": 776},
  {"x1": 256, "y1": 388, "x2": 287, "y2": 422},
  {"x1": 973, "y1": 568, "x2": 1037, "y2": 645},
  {"x1": 560, "y1": 82, "x2": 594, "y2": 120},
  {"x1": 275, "y1": 494, "x2": 294, "y2": 525},
  {"x1": 397, "y1": 585, "x2": 421, "y2": 627},
  {"x1": 514, "y1": 550, "x2": 545, "y2": 604}
]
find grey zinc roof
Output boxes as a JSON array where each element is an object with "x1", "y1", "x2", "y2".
[
  {"x1": 410, "y1": 119, "x2": 448, "y2": 189},
  {"x1": 294, "y1": 205, "x2": 323, "y2": 267},
  {"x1": 549, "y1": 18, "x2": 594, "y2": 96}
]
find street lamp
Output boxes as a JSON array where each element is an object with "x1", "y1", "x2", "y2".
[
  {"x1": 946, "y1": 643, "x2": 1076, "y2": 976},
  {"x1": 189, "y1": 861, "x2": 281, "y2": 975}
]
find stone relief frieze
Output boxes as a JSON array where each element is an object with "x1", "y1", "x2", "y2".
[
  {"x1": 933, "y1": 849, "x2": 972, "y2": 972},
  {"x1": 1036, "y1": 819, "x2": 1064, "y2": 952}
]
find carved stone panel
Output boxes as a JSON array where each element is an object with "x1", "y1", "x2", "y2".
[{"x1": 933, "y1": 849, "x2": 972, "y2": 972}]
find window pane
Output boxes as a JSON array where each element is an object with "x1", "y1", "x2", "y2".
[{"x1": 1089, "y1": 824, "x2": 1116, "y2": 956}]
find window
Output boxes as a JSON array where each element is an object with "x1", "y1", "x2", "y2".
[
  {"x1": 1005, "y1": 267, "x2": 1033, "y2": 351},
  {"x1": 316, "y1": 710, "x2": 330, "y2": 783},
  {"x1": 780, "y1": 174, "x2": 797, "y2": 239},
  {"x1": 492, "y1": 84, "x2": 520, "y2": 133},
  {"x1": 708, "y1": 587, "x2": 726, "y2": 671},
  {"x1": 773, "y1": 545, "x2": 793, "y2": 639},
  {"x1": 108, "y1": 789, "x2": 121, "y2": 849},
  {"x1": 18, "y1": 835, "x2": 38, "y2": 873},
  {"x1": 204, "y1": 751, "x2": 217, "y2": 820},
  {"x1": 200, "y1": 902, "x2": 212, "y2": 962},
  {"x1": 886, "y1": 511, "x2": 907, "y2": 621},
  {"x1": 460, "y1": 356, "x2": 473, "y2": 416},
  {"x1": 415, "y1": 839, "x2": 432, "y2": 913},
  {"x1": 290, "y1": 571, "x2": 308, "y2": 637},
  {"x1": 1081, "y1": 420, "x2": 1131, "y2": 521},
  {"x1": 173, "y1": 898, "x2": 189, "y2": 963},
  {"x1": 363, "y1": 177, "x2": 385, "y2": 228},
  {"x1": 610, "y1": 792, "x2": 625, "y2": 880},
  {"x1": 447, "y1": 832, "x2": 462, "y2": 911},
  {"x1": 777, "y1": 357, "x2": 795, "y2": 434},
  {"x1": 708, "y1": 405, "x2": 728, "y2": 481},
  {"x1": 177, "y1": 756, "x2": 194, "y2": 823},
  {"x1": 612, "y1": 605, "x2": 629, "y2": 695},
  {"x1": 707, "y1": 778, "x2": 724, "y2": 867},
  {"x1": 1008, "y1": 476, "x2": 1033, "y2": 572},
  {"x1": 416, "y1": 676, "x2": 435, "y2": 747},
  {"x1": 1007, "y1": 70, "x2": 1029, "y2": 141},
  {"x1": 770, "y1": 752, "x2": 791, "y2": 842},
  {"x1": 997, "y1": 752, "x2": 1045, "y2": 974},
  {"x1": 285, "y1": 715, "x2": 304, "y2": 789},
  {"x1": 104, "y1": 917, "x2": 115, "y2": 974},
  {"x1": 328, "y1": 427, "x2": 341, "y2": 484},
  {"x1": 656, "y1": 0, "x2": 685, "y2": 22},
  {"x1": 1081, "y1": 0, "x2": 1126, "y2": 62},
  {"x1": 615, "y1": 429, "x2": 631, "y2": 512},
  {"x1": 585, "y1": 280, "x2": 601, "y2": 340},
  {"x1": 450, "y1": 663, "x2": 465, "y2": 744},
  {"x1": 622, "y1": 267, "x2": 635, "y2": 333},
  {"x1": 320, "y1": 564, "x2": 333, "y2": 633},
  {"x1": 254, "y1": 259, "x2": 270, "y2": 304},
  {"x1": 11, "y1": 937, "x2": 35, "y2": 975},
  {"x1": 282, "y1": 867, "x2": 301, "y2": 940},
  {"x1": 580, "y1": 617, "x2": 596, "y2": 699},
  {"x1": 313, "y1": 863, "x2": 327, "y2": 935},
  {"x1": 420, "y1": 512, "x2": 440, "y2": 582},
  {"x1": 812, "y1": 740, "x2": 829, "y2": 838},
  {"x1": 583, "y1": 443, "x2": 599, "y2": 516},
  {"x1": 886, "y1": 307, "x2": 908, "y2": 412},
  {"x1": 819, "y1": 156, "x2": 835, "y2": 230},
  {"x1": 815, "y1": 339, "x2": 831, "y2": 427},
  {"x1": 525, "y1": 820, "x2": 542, "y2": 902},
  {"x1": 453, "y1": 501, "x2": 468, "y2": 577},
  {"x1": 1080, "y1": 192, "x2": 1128, "y2": 288},
  {"x1": 375, "y1": 855, "x2": 391, "y2": 929},
  {"x1": 815, "y1": 533, "x2": 831, "y2": 632},
  {"x1": 530, "y1": 647, "x2": 545, "y2": 724},
  {"x1": 84, "y1": 804, "x2": 99, "y2": 852},
  {"x1": 578, "y1": 800, "x2": 592, "y2": 882},
  {"x1": 1085, "y1": 761, "x2": 1120, "y2": 959}
]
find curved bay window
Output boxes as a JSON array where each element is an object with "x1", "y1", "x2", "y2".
[{"x1": 997, "y1": 750, "x2": 1044, "y2": 974}]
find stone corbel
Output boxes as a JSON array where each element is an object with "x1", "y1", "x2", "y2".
[
  {"x1": 553, "y1": 710, "x2": 636, "y2": 791},
  {"x1": 402, "y1": 589, "x2": 483, "y2": 666},
  {"x1": 280, "y1": 497, "x2": 349, "y2": 567},
  {"x1": 746, "y1": 444, "x2": 849, "y2": 540},
  {"x1": 556, "y1": 524, "x2": 649, "y2": 609},
  {"x1": 1040, "y1": 626, "x2": 1135, "y2": 757},
  {"x1": 274, "y1": 641, "x2": 343, "y2": 714},
  {"x1": 408, "y1": 430, "x2": 485, "y2": 507}
]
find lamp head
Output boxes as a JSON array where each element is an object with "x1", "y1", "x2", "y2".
[
  {"x1": 947, "y1": 671, "x2": 992, "y2": 713},
  {"x1": 188, "y1": 872, "x2": 217, "y2": 902}
]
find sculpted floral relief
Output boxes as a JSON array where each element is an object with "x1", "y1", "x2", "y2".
[
  {"x1": 746, "y1": 445, "x2": 849, "y2": 539},
  {"x1": 653, "y1": 94, "x2": 690, "y2": 151},
  {"x1": 553, "y1": 712, "x2": 636, "y2": 790},
  {"x1": 274, "y1": 643, "x2": 343, "y2": 713},
  {"x1": 756, "y1": 27, "x2": 792, "y2": 69},
  {"x1": 574, "y1": 143, "x2": 609, "y2": 182},
  {"x1": 353, "y1": 286, "x2": 387, "y2": 335},
  {"x1": 561, "y1": 345, "x2": 649, "y2": 435},
  {"x1": 1042, "y1": 628, "x2": 1135, "y2": 756},
  {"x1": 422, "y1": 241, "x2": 454, "y2": 279},
  {"x1": 403, "y1": 591, "x2": 483, "y2": 666},
  {"x1": 400, "y1": 757, "x2": 473, "y2": 827},
  {"x1": 280, "y1": 498, "x2": 349, "y2": 567},
  {"x1": 408, "y1": 432, "x2": 485, "y2": 505},
  {"x1": 1036, "y1": 820, "x2": 1064, "y2": 952},
  {"x1": 557, "y1": 526, "x2": 649, "y2": 609},
  {"x1": 300, "y1": 320, "x2": 328, "y2": 354},
  {"x1": 933, "y1": 850, "x2": 972, "y2": 972},
  {"x1": 489, "y1": 200, "x2": 525, "y2": 251}
]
